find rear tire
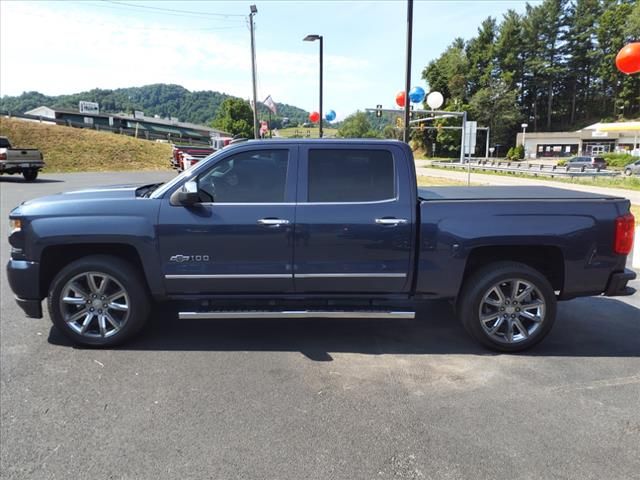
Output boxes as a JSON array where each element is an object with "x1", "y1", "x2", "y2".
[
  {"x1": 47, "y1": 255, "x2": 150, "y2": 347},
  {"x1": 23, "y1": 170, "x2": 38, "y2": 182},
  {"x1": 624, "y1": 169, "x2": 632, "y2": 176},
  {"x1": 457, "y1": 261, "x2": 557, "y2": 352}
]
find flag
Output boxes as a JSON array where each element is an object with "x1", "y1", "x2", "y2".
[{"x1": 263, "y1": 95, "x2": 277, "y2": 115}]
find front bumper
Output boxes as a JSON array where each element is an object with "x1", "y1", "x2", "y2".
[
  {"x1": 604, "y1": 268, "x2": 637, "y2": 297},
  {"x1": 6, "y1": 259, "x2": 43, "y2": 318}
]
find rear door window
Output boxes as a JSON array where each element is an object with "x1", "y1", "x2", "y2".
[{"x1": 307, "y1": 149, "x2": 395, "y2": 202}]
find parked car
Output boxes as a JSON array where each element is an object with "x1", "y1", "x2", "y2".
[
  {"x1": 170, "y1": 139, "x2": 233, "y2": 172},
  {"x1": 7, "y1": 140, "x2": 636, "y2": 352},
  {"x1": 566, "y1": 155, "x2": 607, "y2": 169},
  {"x1": 170, "y1": 144, "x2": 214, "y2": 171},
  {"x1": 0, "y1": 136, "x2": 45, "y2": 181},
  {"x1": 623, "y1": 159, "x2": 640, "y2": 176}
]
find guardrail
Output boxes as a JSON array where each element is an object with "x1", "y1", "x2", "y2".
[{"x1": 432, "y1": 159, "x2": 620, "y2": 178}]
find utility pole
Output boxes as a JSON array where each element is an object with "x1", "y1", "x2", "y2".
[
  {"x1": 319, "y1": 36, "x2": 323, "y2": 138},
  {"x1": 403, "y1": 0, "x2": 414, "y2": 143},
  {"x1": 303, "y1": 34, "x2": 324, "y2": 138},
  {"x1": 249, "y1": 5, "x2": 259, "y2": 139}
]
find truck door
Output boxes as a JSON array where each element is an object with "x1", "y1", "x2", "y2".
[
  {"x1": 293, "y1": 145, "x2": 414, "y2": 293},
  {"x1": 158, "y1": 147, "x2": 297, "y2": 294}
]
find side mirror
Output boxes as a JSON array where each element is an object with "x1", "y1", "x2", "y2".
[{"x1": 170, "y1": 180, "x2": 200, "y2": 206}]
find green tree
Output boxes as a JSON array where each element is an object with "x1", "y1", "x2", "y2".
[
  {"x1": 422, "y1": 38, "x2": 468, "y2": 102},
  {"x1": 623, "y1": 1, "x2": 640, "y2": 40},
  {"x1": 522, "y1": 0, "x2": 567, "y2": 131},
  {"x1": 597, "y1": 1, "x2": 639, "y2": 118},
  {"x1": 468, "y1": 80, "x2": 522, "y2": 148},
  {"x1": 337, "y1": 112, "x2": 380, "y2": 138},
  {"x1": 494, "y1": 10, "x2": 525, "y2": 94},
  {"x1": 465, "y1": 17, "x2": 498, "y2": 93},
  {"x1": 211, "y1": 98, "x2": 254, "y2": 138},
  {"x1": 562, "y1": 0, "x2": 602, "y2": 124}
]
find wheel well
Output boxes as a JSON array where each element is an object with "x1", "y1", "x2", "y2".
[
  {"x1": 39, "y1": 244, "x2": 145, "y2": 297},
  {"x1": 463, "y1": 245, "x2": 564, "y2": 291}
]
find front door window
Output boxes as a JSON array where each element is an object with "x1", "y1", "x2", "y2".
[{"x1": 197, "y1": 150, "x2": 289, "y2": 203}]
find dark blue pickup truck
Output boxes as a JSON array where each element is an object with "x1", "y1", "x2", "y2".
[{"x1": 7, "y1": 140, "x2": 637, "y2": 351}]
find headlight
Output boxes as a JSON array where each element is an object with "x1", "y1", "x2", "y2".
[{"x1": 10, "y1": 218, "x2": 22, "y2": 233}]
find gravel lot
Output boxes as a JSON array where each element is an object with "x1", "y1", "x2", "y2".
[{"x1": 1, "y1": 171, "x2": 639, "y2": 480}]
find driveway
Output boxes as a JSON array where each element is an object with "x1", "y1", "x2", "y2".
[{"x1": 1, "y1": 172, "x2": 639, "y2": 480}]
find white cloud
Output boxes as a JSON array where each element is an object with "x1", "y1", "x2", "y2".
[{"x1": 0, "y1": 2, "x2": 371, "y2": 116}]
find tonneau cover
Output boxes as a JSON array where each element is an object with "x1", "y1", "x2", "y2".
[{"x1": 419, "y1": 186, "x2": 623, "y2": 202}]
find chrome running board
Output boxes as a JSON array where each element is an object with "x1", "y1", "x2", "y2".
[{"x1": 179, "y1": 310, "x2": 415, "y2": 320}]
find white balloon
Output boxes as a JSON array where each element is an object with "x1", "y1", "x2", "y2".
[{"x1": 426, "y1": 91, "x2": 444, "y2": 110}]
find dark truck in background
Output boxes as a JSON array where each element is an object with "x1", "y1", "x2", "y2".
[
  {"x1": 7, "y1": 140, "x2": 636, "y2": 351},
  {"x1": 0, "y1": 136, "x2": 45, "y2": 181}
]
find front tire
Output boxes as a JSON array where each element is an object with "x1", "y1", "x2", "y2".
[
  {"x1": 47, "y1": 255, "x2": 150, "y2": 347},
  {"x1": 23, "y1": 170, "x2": 38, "y2": 181},
  {"x1": 457, "y1": 262, "x2": 557, "y2": 352},
  {"x1": 624, "y1": 169, "x2": 632, "y2": 176}
]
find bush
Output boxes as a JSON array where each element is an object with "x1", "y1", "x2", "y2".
[
  {"x1": 557, "y1": 159, "x2": 567, "y2": 166},
  {"x1": 506, "y1": 147, "x2": 515, "y2": 160},
  {"x1": 504, "y1": 145, "x2": 524, "y2": 161},
  {"x1": 514, "y1": 144, "x2": 525, "y2": 160},
  {"x1": 602, "y1": 152, "x2": 636, "y2": 168}
]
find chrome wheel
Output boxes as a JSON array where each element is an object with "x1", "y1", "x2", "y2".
[
  {"x1": 478, "y1": 278, "x2": 546, "y2": 344},
  {"x1": 59, "y1": 272, "x2": 130, "y2": 338}
]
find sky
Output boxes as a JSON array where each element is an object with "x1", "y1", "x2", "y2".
[{"x1": 0, "y1": 0, "x2": 539, "y2": 121}]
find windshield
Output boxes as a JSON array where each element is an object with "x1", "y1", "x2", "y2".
[{"x1": 150, "y1": 147, "x2": 234, "y2": 199}]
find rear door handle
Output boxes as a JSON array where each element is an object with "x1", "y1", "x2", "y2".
[
  {"x1": 375, "y1": 218, "x2": 408, "y2": 226},
  {"x1": 258, "y1": 218, "x2": 290, "y2": 226}
]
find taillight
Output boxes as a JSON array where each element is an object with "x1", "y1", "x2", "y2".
[
  {"x1": 0, "y1": 152, "x2": 6, "y2": 160},
  {"x1": 614, "y1": 213, "x2": 635, "y2": 255}
]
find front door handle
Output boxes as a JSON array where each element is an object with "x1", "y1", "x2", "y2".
[
  {"x1": 375, "y1": 218, "x2": 408, "y2": 226},
  {"x1": 257, "y1": 218, "x2": 290, "y2": 226}
]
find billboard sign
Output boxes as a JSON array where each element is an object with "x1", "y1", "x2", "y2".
[{"x1": 79, "y1": 101, "x2": 99, "y2": 115}]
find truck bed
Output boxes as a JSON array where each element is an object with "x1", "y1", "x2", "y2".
[{"x1": 418, "y1": 186, "x2": 623, "y2": 202}]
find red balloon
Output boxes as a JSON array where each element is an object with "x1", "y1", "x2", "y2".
[
  {"x1": 309, "y1": 111, "x2": 320, "y2": 123},
  {"x1": 616, "y1": 42, "x2": 640, "y2": 75},
  {"x1": 395, "y1": 91, "x2": 406, "y2": 108}
]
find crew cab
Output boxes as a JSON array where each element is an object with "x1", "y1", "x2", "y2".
[
  {"x1": 0, "y1": 136, "x2": 45, "y2": 181},
  {"x1": 6, "y1": 140, "x2": 636, "y2": 351}
]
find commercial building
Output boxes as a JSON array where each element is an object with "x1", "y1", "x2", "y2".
[
  {"x1": 23, "y1": 106, "x2": 229, "y2": 144},
  {"x1": 516, "y1": 121, "x2": 640, "y2": 159}
]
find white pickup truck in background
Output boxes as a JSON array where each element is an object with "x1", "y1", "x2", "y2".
[{"x1": 0, "y1": 136, "x2": 45, "y2": 181}]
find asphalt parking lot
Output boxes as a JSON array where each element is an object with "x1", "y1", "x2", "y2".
[{"x1": 1, "y1": 171, "x2": 639, "y2": 480}]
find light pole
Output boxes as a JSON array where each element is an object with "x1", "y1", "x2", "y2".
[
  {"x1": 403, "y1": 0, "x2": 414, "y2": 143},
  {"x1": 303, "y1": 34, "x2": 323, "y2": 138},
  {"x1": 249, "y1": 5, "x2": 259, "y2": 139},
  {"x1": 521, "y1": 123, "x2": 528, "y2": 159}
]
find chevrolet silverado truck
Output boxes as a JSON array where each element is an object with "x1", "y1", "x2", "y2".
[
  {"x1": 0, "y1": 136, "x2": 45, "y2": 181},
  {"x1": 6, "y1": 140, "x2": 636, "y2": 351}
]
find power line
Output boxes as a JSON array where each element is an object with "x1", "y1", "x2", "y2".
[
  {"x1": 20, "y1": 8, "x2": 245, "y2": 32},
  {"x1": 102, "y1": 0, "x2": 246, "y2": 18}
]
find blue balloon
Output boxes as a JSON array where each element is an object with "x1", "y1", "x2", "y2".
[
  {"x1": 325, "y1": 110, "x2": 336, "y2": 122},
  {"x1": 408, "y1": 86, "x2": 426, "y2": 104}
]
